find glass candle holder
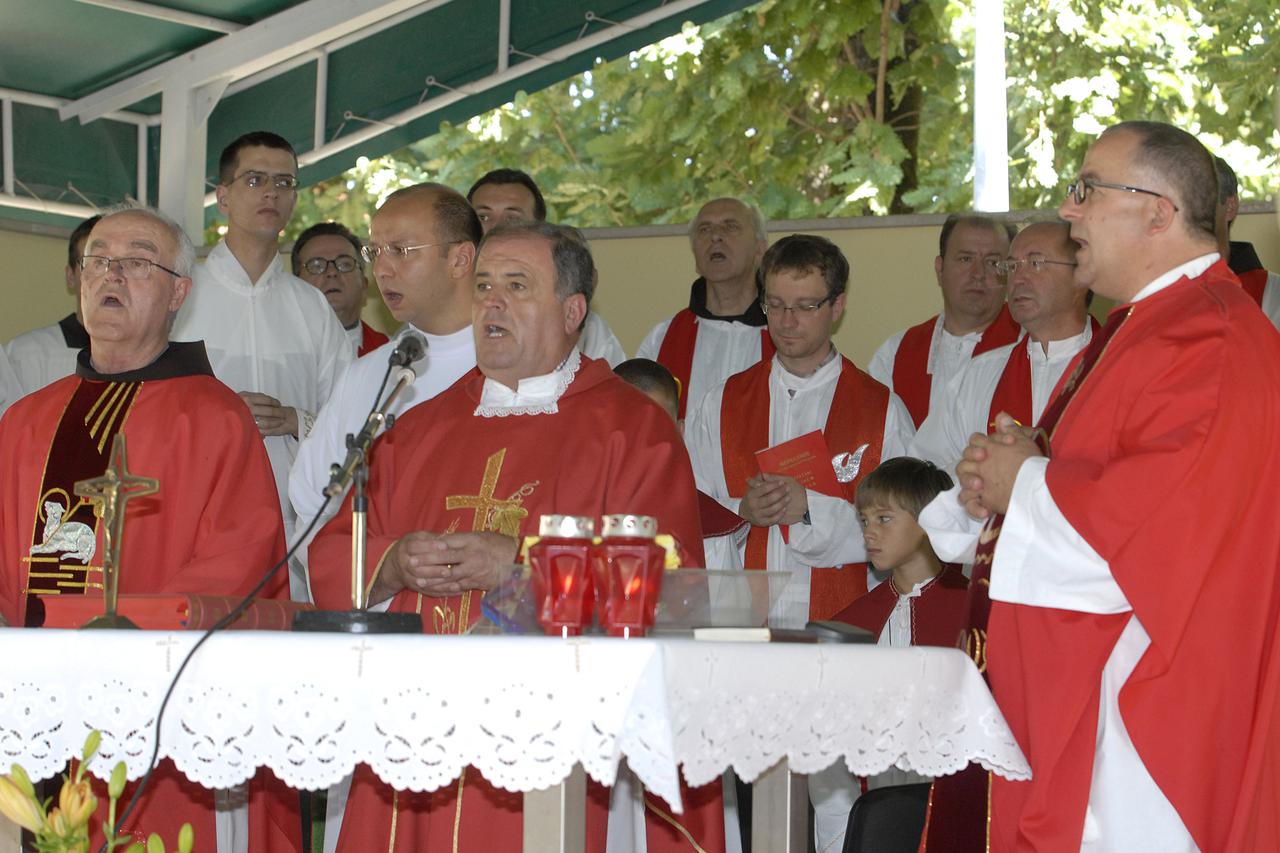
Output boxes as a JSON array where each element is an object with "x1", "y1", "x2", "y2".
[
  {"x1": 528, "y1": 515, "x2": 596, "y2": 636},
  {"x1": 593, "y1": 514, "x2": 665, "y2": 638}
]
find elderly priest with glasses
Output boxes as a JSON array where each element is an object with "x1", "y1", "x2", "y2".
[
  {"x1": 0, "y1": 206, "x2": 299, "y2": 850},
  {"x1": 308, "y1": 220, "x2": 725, "y2": 852}
]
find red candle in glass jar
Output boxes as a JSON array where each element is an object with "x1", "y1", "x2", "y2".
[
  {"x1": 593, "y1": 514, "x2": 665, "y2": 637},
  {"x1": 528, "y1": 515, "x2": 596, "y2": 636}
]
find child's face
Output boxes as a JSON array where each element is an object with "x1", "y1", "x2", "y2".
[{"x1": 857, "y1": 499, "x2": 930, "y2": 572}]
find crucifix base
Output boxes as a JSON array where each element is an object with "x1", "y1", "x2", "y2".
[
  {"x1": 80, "y1": 612, "x2": 140, "y2": 630},
  {"x1": 292, "y1": 610, "x2": 422, "y2": 634}
]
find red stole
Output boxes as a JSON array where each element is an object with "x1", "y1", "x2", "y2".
[
  {"x1": 719, "y1": 357, "x2": 888, "y2": 620},
  {"x1": 832, "y1": 567, "x2": 969, "y2": 646},
  {"x1": 23, "y1": 379, "x2": 141, "y2": 619},
  {"x1": 919, "y1": 308, "x2": 1130, "y2": 853},
  {"x1": 893, "y1": 306, "x2": 1021, "y2": 428},
  {"x1": 359, "y1": 321, "x2": 389, "y2": 357},
  {"x1": 656, "y1": 308, "x2": 775, "y2": 419},
  {"x1": 986, "y1": 317, "x2": 1102, "y2": 431}
]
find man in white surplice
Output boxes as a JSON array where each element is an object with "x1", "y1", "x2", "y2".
[
  {"x1": 289, "y1": 183, "x2": 481, "y2": 597},
  {"x1": 172, "y1": 131, "x2": 353, "y2": 600},
  {"x1": 685, "y1": 234, "x2": 914, "y2": 629},
  {"x1": 910, "y1": 220, "x2": 1092, "y2": 472}
]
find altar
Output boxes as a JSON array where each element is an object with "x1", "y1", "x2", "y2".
[{"x1": 0, "y1": 629, "x2": 1029, "y2": 851}]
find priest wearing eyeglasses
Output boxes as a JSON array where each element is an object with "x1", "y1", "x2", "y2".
[
  {"x1": 0, "y1": 206, "x2": 299, "y2": 851},
  {"x1": 291, "y1": 220, "x2": 389, "y2": 357},
  {"x1": 172, "y1": 130, "x2": 353, "y2": 599},
  {"x1": 909, "y1": 220, "x2": 1095, "y2": 473}
]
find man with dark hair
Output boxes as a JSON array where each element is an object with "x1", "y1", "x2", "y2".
[
  {"x1": 5, "y1": 213, "x2": 102, "y2": 394},
  {"x1": 308, "y1": 220, "x2": 719, "y2": 852},
  {"x1": 686, "y1": 234, "x2": 912, "y2": 852},
  {"x1": 614, "y1": 357, "x2": 680, "y2": 420},
  {"x1": 467, "y1": 167, "x2": 625, "y2": 365},
  {"x1": 869, "y1": 213, "x2": 1021, "y2": 428},
  {"x1": 0, "y1": 206, "x2": 297, "y2": 851},
  {"x1": 941, "y1": 120, "x2": 1280, "y2": 851},
  {"x1": 912, "y1": 220, "x2": 1094, "y2": 471},
  {"x1": 637, "y1": 197, "x2": 774, "y2": 419},
  {"x1": 1213, "y1": 155, "x2": 1280, "y2": 327},
  {"x1": 173, "y1": 130, "x2": 353, "y2": 599},
  {"x1": 292, "y1": 221, "x2": 388, "y2": 356}
]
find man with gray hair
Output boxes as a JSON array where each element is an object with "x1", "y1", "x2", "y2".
[
  {"x1": 1213, "y1": 155, "x2": 1280, "y2": 327},
  {"x1": 636, "y1": 197, "x2": 774, "y2": 419},
  {"x1": 0, "y1": 206, "x2": 297, "y2": 849},
  {"x1": 309, "y1": 220, "x2": 723, "y2": 853}
]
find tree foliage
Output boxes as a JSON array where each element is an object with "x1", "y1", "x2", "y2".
[{"x1": 276, "y1": 0, "x2": 1277, "y2": 244}]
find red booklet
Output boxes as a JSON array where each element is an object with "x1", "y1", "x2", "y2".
[
  {"x1": 754, "y1": 430, "x2": 843, "y2": 497},
  {"x1": 40, "y1": 594, "x2": 312, "y2": 631}
]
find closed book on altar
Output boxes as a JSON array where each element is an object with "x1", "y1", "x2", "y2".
[{"x1": 40, "y1": 594, "x2": 312, "y2": 631}]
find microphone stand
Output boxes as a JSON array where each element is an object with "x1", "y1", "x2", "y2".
[{"x1": 294, "y1": 366, "x2": 423, "y2": 634}]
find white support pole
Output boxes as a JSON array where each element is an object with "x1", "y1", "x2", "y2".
[
  {"x1": 973, "y1": 0, "x2": 1010, "y2": 212},
  {"x1": 1, "y1": 98, "x2": 13, "y2": 197},
  {"x1": 314, "y1": 52, "x2": 329, "y2": 151},
  {"x1": 497, "y1": 0, "x2": 511, "y2": 73},
  {"x1": 157, "y1": 82, "x2": 209, "y2": 241},
  {"x1": 136, "y1": 122, "x2": 148, "y2": 206}
]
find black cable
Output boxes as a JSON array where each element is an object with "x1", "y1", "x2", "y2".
[{"x1": 101, "y1": 360, "x2": 399, "y2": 850}]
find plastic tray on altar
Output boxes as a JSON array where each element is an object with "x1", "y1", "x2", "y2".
[{"x1": 478, "y1": 566, "x2": 791, "y2": 635}]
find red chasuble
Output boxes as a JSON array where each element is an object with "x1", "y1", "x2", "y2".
[
  {"x1": 310, "y1": 357, "x2": 721, "y2": 853},
  {"x1": 0, "y1": 342, "x2": 296, "y2": 852},
  {"x1": 985, "y1": 317, "x2": 1101, "y2": 430},
  {"x1": 358, "y1": 320, "x2": 390, "y2": 357},
  {"x1": 981, "y1": 261, "x2": 1280, "y2": 852},
  {"x1": 718, "y1": 357, "x2": 888, "y2": 620},
  {"x1": 892, "y1": 306, "x2": 1020, "y2": 428},
  {"x1": 832, "y1": 567, "x2": 968, "y2": 646}
]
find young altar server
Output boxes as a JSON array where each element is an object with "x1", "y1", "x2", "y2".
[{"x1": 835, "y1": 456, "x2": 969, "y2": 646}]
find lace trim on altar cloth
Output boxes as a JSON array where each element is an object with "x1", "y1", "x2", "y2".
[{"x1": 473, "y1": 349, "x2": 582, "y2": 418}]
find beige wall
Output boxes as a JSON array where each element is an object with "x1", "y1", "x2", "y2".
[{"x1": 4, "y1": 210, "x2": 1278, "y2": 370}]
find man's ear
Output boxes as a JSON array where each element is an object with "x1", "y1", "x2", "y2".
[
  {"x1": 215, "y1": 184, "x2": 230, "y2": 216},
  {"x1": 934, "y1": 255, "x2": 944, "y2": 285},
  {"x1": 450, "y1": 241, "x2": 477, "y2": 278},
  {"x1": 169, "y1": 276, "x2": 192, "y2": 313},
  {"x1": 563, "y1": 293, "x2": 587, "y2": 335}
]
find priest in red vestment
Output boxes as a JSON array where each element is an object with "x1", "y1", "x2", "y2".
[
  {"x1": 310, "y1": 221, "x2": 723, "y2": 853},
  {"x1": 0, "y1": 207, "x2": 297, "y2": 851},
  {"x1": 955, "y1": 121, "x2": 1280, "y2": 853}
]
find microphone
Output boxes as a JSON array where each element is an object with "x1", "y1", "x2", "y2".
[{"x1": 389, "y1": 332, "x2": 427, "y2": 367}]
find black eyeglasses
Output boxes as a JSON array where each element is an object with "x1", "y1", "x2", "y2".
[
  {"x1": 302, "y1": 255, "x2": 359, "y2": 275},
  {"x1": 80, "y1": 255, "x2": 183, "y2": 280},
  {"x1": 1066, "y1": 177, "x2": 1179, "y2": 212}
]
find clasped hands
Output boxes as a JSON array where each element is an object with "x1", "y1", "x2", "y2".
[
  {"x1": 371, "y1": 530, "x2": 518, "y2": 604},
  {"x1": 738, "y1": 472, "x2": 808, "y2": 527},
  {"x1": 956, "y1": 412, "x2": 1043, "y2": 519},
  {"x1": 240, "y1": 392, "x2": 299, "y2": 438}
]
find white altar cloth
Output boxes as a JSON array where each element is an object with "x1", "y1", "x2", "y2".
[{"x1": 0, "y1": 630, "x2": 1029, "y2": 812}]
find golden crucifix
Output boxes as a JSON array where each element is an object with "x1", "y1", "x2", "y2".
[{"x1": 74, "y1": 434, "x2": 159, "y2": 630}]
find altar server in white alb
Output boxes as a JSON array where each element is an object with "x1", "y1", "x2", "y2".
[
  {"x1": 290, "y1": 183, "x2": 481, "y2": 586},
  {"x1": 910, "y1": 220, "x2": 1095, "y2": 472},
  {"x1": 172, "y1": 130, "x2": 353, "y2": 598},
  {"x1": 4, "y1": 214, "x2": 100, "y2": 394},
  {"x1": 466, "y1": 167, "x2": 626, "y2": 366},
  {"x1": 685, "y1": 234, "x2": 914, "y2": 629},
  {"x1": 636, "y1": 197, "x2": 775, "y2": 420}
]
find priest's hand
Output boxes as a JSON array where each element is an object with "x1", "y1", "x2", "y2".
[
  {"x1": 240, "y1": 392, "x2": 300, "y2": 438},
  {"x1": 739, "y1": 475, "x2": 791, "y2": 527},
  {"x1": 380, "y1": 531, "x2": 518, "y2": 599},
  {"x1": 760, "y1": 473, "x2": 808, "y2": 525},
  {"x1": 956, "y1": 413, "x2": 1042, "y2": 517}
]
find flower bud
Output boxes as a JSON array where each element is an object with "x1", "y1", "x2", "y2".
[
  {"x1": 58, "y1": 778, "x2": 97, "y2": 827},
  {"x1": 109, "y1": 762, "x2": 128, "y2": 801},
  {"x1": 82, "y1": 730, "x2": 102, "y2": 765},
  {"x1": 7, "y1": 764, "x2": 35, "y2": 799},
  {"x1": 177, "y1": 822, "x2": 194, "y2": 853},
  {"x1": 0, "y1": 775, "x2": 45, "y2": 833},
  {"x1": 147, "y1": 831, "x2": 165, "y2": 853}
]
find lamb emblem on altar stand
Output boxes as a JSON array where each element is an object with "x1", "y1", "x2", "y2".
[{"x1": 29, "y1": 501, "x2": 96, "y2": 563}]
